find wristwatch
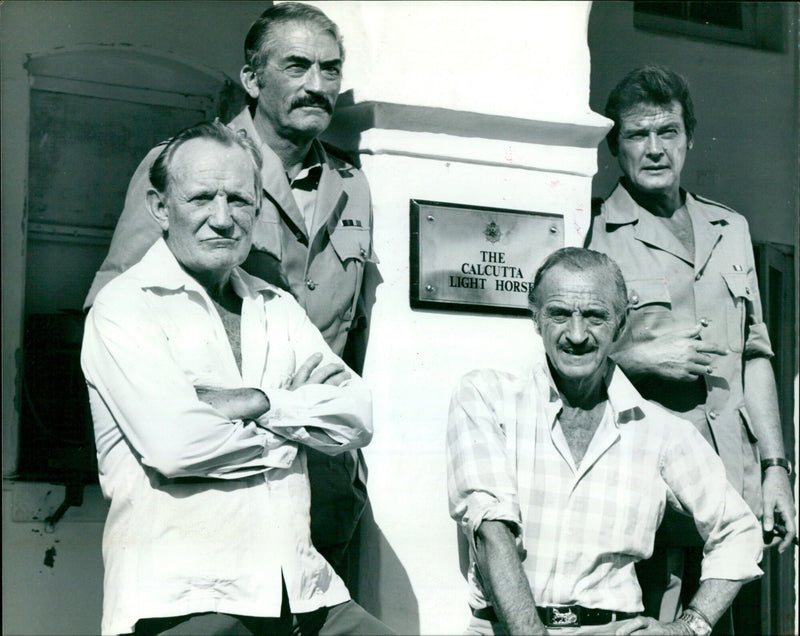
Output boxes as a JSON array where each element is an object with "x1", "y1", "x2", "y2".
[
  {"x1": 677, "y1": 609, "x2": 712, "y2": 636},
  {"x1": 761, "y1": 457, "x2": 793, "y2": 476}
]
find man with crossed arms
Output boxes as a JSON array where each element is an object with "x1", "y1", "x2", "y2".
[
  {"x1": 82, "y1": 122, "x2": 391, "y2": 635},
  {"x1": 447, "y1": 248, "x2": 762, "y2": 635}
]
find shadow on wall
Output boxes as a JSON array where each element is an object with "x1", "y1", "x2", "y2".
[{"x1": 357, "y1": 502, "x2": 420, "y2": 633}]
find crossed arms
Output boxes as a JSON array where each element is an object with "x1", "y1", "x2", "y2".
[{"x1": 82, "y1": 275, "x2": 372, "y2": 481}]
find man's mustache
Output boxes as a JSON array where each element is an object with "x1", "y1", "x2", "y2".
[
  {"x1": 559, "y1": 343, "x2": 596, "y2": 355},
  {"x1": 291, "y1": 95, "x2": 334, "y2": 113}
]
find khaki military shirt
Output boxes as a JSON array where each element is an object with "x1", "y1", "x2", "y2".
[{"x1": 588, "y1": 181, "x2": 773, "y2": 514}]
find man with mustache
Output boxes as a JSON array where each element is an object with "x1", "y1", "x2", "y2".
[
  {"x1": 447, "y1": 248, "x2": 763, "y2": 635},
  {"x1": 84, "y1": 2, "x2": 376, "y2": 587},
  {"x1": 586, "y1": 65, "x2": 795, "y2": 627}
]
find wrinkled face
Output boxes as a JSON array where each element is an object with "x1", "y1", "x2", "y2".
[
  {"x1": 534, "y1": 266, "x2": 621, "y2": 385},
  {"x1": 616, "y1": 100, "x2": 691, "y2": 199},
  {"x1": 155, "y1": 139, "x2": 259, "y2": 279},
  {"x1": 247, "y1": 21, "x2": 342, "y2": 142}
]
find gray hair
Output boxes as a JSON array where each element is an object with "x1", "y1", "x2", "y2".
[
  {"x1": 528, "y1": 247, "x2": 628, "y2": 327},
  {"x1": 149, "y1": 120, "x2": 263, "y2": 207},
  {"x1": 244, "y1": 2, "x2": 344, "y2": 71}
]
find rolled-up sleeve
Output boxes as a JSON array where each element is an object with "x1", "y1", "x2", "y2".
[
  {"x1": 260, "y1": 380, "x2": 372, "y2": 454},
  {"x1": 739, "y1": 219, "x2": 774, "y2": 359},
  {"x1": 256, "y1": 292, "x2": 373, "y2": 455},
  {"x1": 446, "y1": 371, "x2": 522, "y2": 555},
  {"x1": 661, "y1": 421, "x2": 763, "y2": 582}
]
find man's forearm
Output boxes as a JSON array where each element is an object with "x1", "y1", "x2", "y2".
[
  {"x1": 474, "y1": 520, "x2": 546, "y2": 635},
  {"x1": 743, "y1": 356, "x2": 796, "y2": 548},
  {"x1": 744, "y1": 357, "x2": 785, "y2": 459},
  {"x1": 610, "y1": 344, "x2": 652, "y2": 382},
  {"x1": 685, "y1": 579, "x2": 743, "y2": 628},
  {"x1": 195, "y1": 386, "x2": 270, "y2": 421}
]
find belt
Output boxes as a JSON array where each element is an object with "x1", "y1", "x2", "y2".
[{"x1": 472, "y1": 605, "x2": 639, "y2": 627}]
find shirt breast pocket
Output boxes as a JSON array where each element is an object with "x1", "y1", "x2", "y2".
[
  {"x1": 329, "y1": 226, "x2": 372, "y2": 321},
  {"x1": 720, "y1": 272, "x2": 753, "y2": 353},
  {"x1": 251, "y1": 216, "x2": 282, "y2": 261},
  {"x1": 625, "y1": 278, "x2": 673, "y2": 342}
]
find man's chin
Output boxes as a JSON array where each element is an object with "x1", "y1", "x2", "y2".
[
  {"x1": 635, "y1": 174, "x2": 676, "y2": 193},
  {"x1": 552, "y1": 353, "x2": 601, "y2": 378},
  {"x1": 290, "y1": 112, "x2": 332, "y2": 135}
]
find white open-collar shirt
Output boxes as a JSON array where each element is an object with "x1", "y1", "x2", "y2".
[{"x1": 81, "y1": 239, "x2": 372, "y2": 634}]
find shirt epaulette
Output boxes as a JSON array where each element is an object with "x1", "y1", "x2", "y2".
[
  {"x1": 321, "y1": 141, "x2": 360, "y2": 169},
  {"x1": 690, "y1": 192, "x2": 737, "y2": 215}
]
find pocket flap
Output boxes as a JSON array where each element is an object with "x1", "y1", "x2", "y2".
[
  {"x1": 721, "y1": 271, "x2": 754, "y2": 300},
  {"x1": 251, "y1": 218, "x2": 282, "y2": 260},
  {"x1": 626, "y1": 278, "x2": 671, "y2": 309},
  {"x1": 330, "y1": 226, "x2": 372, "y2": 264}
]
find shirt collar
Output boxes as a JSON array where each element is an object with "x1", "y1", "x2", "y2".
[
  {"x1": 541, "y1": 358, "x2": 645, "y2": 427},
  {"x1": 228, "y1": 108, "x2": 328, "y2": 184},
  {"x1": 604, "y1": 179, "x2": 728, "y2": 227},
  {"x1": 602, "y1": 180, "x2": 649, "y2": 225},
  {"x1": 684, "y1": 191, "x2": 729, "y2": 224},
  {"x1": 132, "y1": 238, "x2": 277, "y2": 301}
]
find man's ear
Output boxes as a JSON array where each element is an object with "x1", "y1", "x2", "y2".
[
  {"x1": 688, "y1": 137, "x2": 694, "y2": 151},
  {"x1": 146, "y1": 189, "x2": 170, "y2": 232},
  {"x1": 240, "y1": 65, "x2": 261, "y2": 100},
  {"x1": 530, "y1": 310, "x2": 541, "y2": 335},
  {"x1": 613, "y1": 311, "x2": 628, "y2": 342},
  {"x1": 607, "y1": 132, "x2": 619, "y2": 158}
]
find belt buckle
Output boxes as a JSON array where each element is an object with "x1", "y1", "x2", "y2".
[{"x1": 545, "y1": 606, "x2": 581, "y2": 628}]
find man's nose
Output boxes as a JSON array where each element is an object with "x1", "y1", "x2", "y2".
[
  {"x1": 208, "y1": 196, "x2": 234, "y2": 229},
  {"x1": 565, "y1": 315, "x2": 588, "y2": 344},
  {"x1": 303, "y1": 64, "x2": 324, "y2": 93},
  {"x1": 645, "y1": 132, "x2": 663, "y2": 156}
]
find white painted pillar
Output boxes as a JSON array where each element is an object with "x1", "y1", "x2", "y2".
[{"x1": 307, "y1": 2, "x2": 612, "y2": 633}]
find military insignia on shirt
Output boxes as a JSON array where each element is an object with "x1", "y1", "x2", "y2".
[
  {"x1": 341, "y1": 219, "x2": 363, "y2": 227},
  {"x1": 484, "y1": 221, "x2": 502, "y2": 243}
]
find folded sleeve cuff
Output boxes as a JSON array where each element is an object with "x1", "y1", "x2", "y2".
[
  {"x1": 700, "y1": 550, "x2": 763, "y2": 584},
  {"x1": 744, "y1": 322, "x2": 774, "y2": 359},
  {"x1": 461, "y1": 492, "x2": 522, "y2": 555}
]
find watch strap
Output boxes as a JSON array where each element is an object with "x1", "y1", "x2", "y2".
[
  {"x1": 761, "y1": 457, "x2": 792, "y2": 476},
  {"x1": 677, "y1": 608, "x2": 712, "y2": 636}
]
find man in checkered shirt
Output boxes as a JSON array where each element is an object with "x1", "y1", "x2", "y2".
[{"x1": 447, "y1": 248, "x2": 762, "y2": 635}]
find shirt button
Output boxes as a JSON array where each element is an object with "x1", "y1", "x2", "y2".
[
  {"x1": 306, "y1": 279, "x2": 316, "y2": 290},
  {"x1": 708, "y1": 410, "x2": 718, "y2": 420},
  {"x1": 700, "y1": 317, "x2": 710, "y2": 327},
  {"x1": 359, "y1": 247, "x2": 367, "y2": 258},
  {"x1": 629, "y1": 293, "x2": 639, "y2": 306}
]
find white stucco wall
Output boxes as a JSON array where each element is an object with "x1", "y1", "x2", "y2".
[
  {"x1": 301, "y1": 3, "x2": 607, "y2": 632},
  {"x1": 356, "y1": 150, "x2": 595, "y2": 633}
]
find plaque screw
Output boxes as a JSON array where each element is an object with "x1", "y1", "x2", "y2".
[
  {"x1": 427, "y1": 215, "x2": 435, "y2": 222},
  {"x1": 425, "y1": 284, "x2": 436, "y2": 292},
  {"x1": 549, "y1": 226, "x2": 558, "y2": 234}
]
